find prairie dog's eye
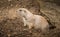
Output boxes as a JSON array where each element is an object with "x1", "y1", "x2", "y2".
[{"x1": 19, "y1": 10, "x2": 22, "y2": 11}]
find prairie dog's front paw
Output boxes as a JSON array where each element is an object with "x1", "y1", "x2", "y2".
[
  {"x1": 23, "y1": 17, "x2": 27, "y2": 26},
  {"x1": 28, "y1": 23, "x2": 33, "y2": 29},
  {"x1": 24, "y1": 23, "x2": 27, "y2": 26}
]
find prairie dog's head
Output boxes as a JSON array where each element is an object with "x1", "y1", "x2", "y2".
[{"x1": 16, "y1": 8, "x2": 31, "y2": 17}]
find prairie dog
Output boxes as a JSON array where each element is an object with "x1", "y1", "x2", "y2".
[{"x1": 16, "y1": 8, "x2": 49, "y2": 31}]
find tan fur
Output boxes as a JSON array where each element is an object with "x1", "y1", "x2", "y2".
[{"x1": 16, "y1": 8, "x2": 49, "y2": 31}]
